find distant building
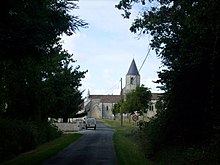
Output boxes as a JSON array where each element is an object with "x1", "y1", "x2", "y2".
[
  {"x1": 84, "y1": 95, "x2": 121, "y2": 119},
  {"x1": 84, "y1": 59, "x2": 163, "y2": 119},
  {"x1": 146, "y1": 93, "x2": 163, "y2": 118}
]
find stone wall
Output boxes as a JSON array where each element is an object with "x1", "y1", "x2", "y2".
[
  {"x1": 54, "y1": 121, "x2": 85, "y2": 132},
  {"x1": 48, "y1": 117, "x2": 86, "y2": 132}
]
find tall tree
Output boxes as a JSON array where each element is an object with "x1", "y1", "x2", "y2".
[
  {"x1": 124, "y1": 85, "x2": 152, "y2": 115},
  {"x1": 0, "y1": 0, "x2": 87, "y2": 121},
  {"x1": 44, "y1": 54, "x2": 87, "y2": 122},
  {"x1": 116, "y1": 0, "x2": 220, "y2": 145}
]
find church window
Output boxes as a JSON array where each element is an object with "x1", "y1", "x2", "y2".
[
  {"x1": 106, "y1": 106, "x2": 108, "y2": 110},
  {"x1": 130, "y1": 77, "x2": 134, "y2": 84},
  {"x1": 149, "y1": 105, "x2": 154, "y2": 111}
]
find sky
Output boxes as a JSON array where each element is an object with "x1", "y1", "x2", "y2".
[{"x1": 62, "y1": 0, "x2": 163, "y2": 97}]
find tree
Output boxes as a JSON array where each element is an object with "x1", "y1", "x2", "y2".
[
  {"x1": 124, "y1": 85, "x2": 152, "y2": 115},
  {"x1": 44, "y1": 54, "x2": 87, "y2": 122},
  {"x1": 112, "y1": 101, "x2": 123, "y2": 119},
  {"x1": 0, "y1": 0, "x2": 88, "y2": 121},
  {"x1": 0, "y1": 0, "x2": 88, "y2": 159},
  {"x1": 116, "y1": 0, "x2": 220, "y2": 146}
]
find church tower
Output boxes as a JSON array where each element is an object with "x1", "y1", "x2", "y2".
[{"x1": 124, "y1": 59, "x2": 140, "y2": 95}]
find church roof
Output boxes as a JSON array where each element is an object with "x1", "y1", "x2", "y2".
[
  {"x1": 88, "y1": 95, "x2": 121, "y2": 103},
  {"x1": 88, "y1": 93, "x2": 163, "y2": 104},
  {"x1": 151, "y1": 93, "x2": 163, "y2": 100},
  {"x1": 127, "y1": 59, "x2": 140, "y2": 75}
]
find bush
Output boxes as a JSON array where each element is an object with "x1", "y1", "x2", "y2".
[
  {"x1": 141, "y1": 112, "x2": 169, "y2": 158},
  {"x1": 141, "y1": 111, "x2": 220, "y2": 164},
  {"x1": 137, "y1": 120, "x2": 147, "y2": 130},
  {"x1": 0, "y1": 118, "x2": 62, "y2": 163}
]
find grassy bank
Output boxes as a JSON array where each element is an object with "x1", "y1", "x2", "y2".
[
  {"x1": 101, "y1": 119, "x2": 155, "y2": 165},
  {"x1": 1, "y1": 133, "x2": 82, "y2": 165},
  {"x1": 102, "y1": 119, "x2": 220, "y2": 165}
]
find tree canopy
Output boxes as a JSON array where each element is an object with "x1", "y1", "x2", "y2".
[
  {"x1": 0, "y1": 0, "x2": 88, "y2": 161},
  {"x1": 0, "y1": 0, "x2": 88, "y2": 121},
  {"x1": 113, "y1": 85, "x2": 152, "y2": 117},
  {"x1": 116, "y1": 0, "x2": 220, "y2": 150},
  {"x1": 124, "y1": 85, "x2": 152, "y2": 115}
]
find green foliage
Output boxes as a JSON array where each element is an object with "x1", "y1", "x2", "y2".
[
  {"x1": 0, "y1": 118, "x2": 62, "y2": 163},
  {"x1": 42, "y1": 53, "x2": 87, "y2": 122},
  {"x1": 102, "y1": 119, "x2": 155, "y2": 165},
  {"x1": 112, "y1": 86, "x2": 151, "y2": 127},
  {"x1": 117, "y1": 0, "x2": 220, "y2": 163},
  {"x1": 0, "y1": 0, "x2": 87, "y2": 121},
  {"x1": 141, "y1": 111, "x2": 168, "y2": 157},
  {"x1": 117, "y1": 0, "x2": 220, "y2": 146},
  {"x1": 123, "y1": 85, "x2": 152, "y2": 115},
  {"x1": 112, "y1": 101, "x2": 122, "y2": 116},
  {"x1": 0, "y1": 0, "x2": 87, "y2": 161},
  {"x1": 1, "y1": 134, "x2": 82, "y2": 165}
]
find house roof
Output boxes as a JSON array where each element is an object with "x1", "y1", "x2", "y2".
[
  {"x1": 89, "y1": 95, "x2": 121, "y2": 103},
  {"x1": 127, "y1": 59, "x2": 140, "y2": 76},
  {"x1": 88, "y1": 93, "x2": 163, "y2": 103},
  {"x1": 151, "y1": 93, "x2": 163, "y2": 100}
]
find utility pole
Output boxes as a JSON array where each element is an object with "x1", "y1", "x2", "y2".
[{"x1": 120, "y1": 78, "x2": 123, "y2": 127}]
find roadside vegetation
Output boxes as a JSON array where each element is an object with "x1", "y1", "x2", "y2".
[
  {"x1": 115, "y1": 0, "x2": 220, "y2": 164},
  {"x1": 101, "y1": 119, "x2": 155, "y2": 165},
  {"x1": 0, "y1": 0, "x2": 87, "y2": 163},
  {"x1": 1, "y1": 0, "x2": 220, "y2": 164},
  {"x1": 1, "y1": 133, "x2": 82, "y2": 165},
  {"x1": 103, "y1": 117, "x2": 220, "y2": 165}
]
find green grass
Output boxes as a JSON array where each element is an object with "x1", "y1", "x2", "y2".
[
  {"x1": 101, "y1": 119, "x2": 155, "y2": 165},
  {"x1": 101, "y1": 119, "x2": 220, "y2": 165},
  {"x1": 1, "y1": 133, "x2": 82, "y2": 165}
]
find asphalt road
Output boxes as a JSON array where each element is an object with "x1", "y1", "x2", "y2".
[{"x1": 43, "y1": 122, "x2": 117, "y2": 165}]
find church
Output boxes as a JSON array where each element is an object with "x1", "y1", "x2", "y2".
[{"x1": 84, "y1": 59, "x2": 162, "y2": 119}]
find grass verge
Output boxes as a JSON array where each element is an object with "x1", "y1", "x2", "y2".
[
  {"x1": 101, "y1": 119, "x2": 155, "y2": 165},
  {"x1": 1, "y1": 133, "x2": 82, "y2": 165}
]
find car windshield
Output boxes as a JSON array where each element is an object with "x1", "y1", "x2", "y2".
[{"x1": 87, "y1": 118, "x2": 96, "y2": 124}]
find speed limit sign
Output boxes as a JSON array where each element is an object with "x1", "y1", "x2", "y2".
[{"x1": 132, "y1": 115, "x2": 138, "y2": 121}]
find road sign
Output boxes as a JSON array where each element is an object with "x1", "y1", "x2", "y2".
[{"x1": 132, "y1": 115, "x2": 138, "y2": 121}]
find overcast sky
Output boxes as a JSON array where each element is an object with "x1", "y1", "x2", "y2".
[{"x1": 62, "y1": 0, "x2": 163, "y2": 97}]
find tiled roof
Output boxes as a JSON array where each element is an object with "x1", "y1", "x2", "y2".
[
  {"x1": 89, "y1": 93, "x2": 163, "y2": 103},
  {"x1": 89, "y1": 95, "x2": 121, "y2": 103},
  {"x1": 151, "y1": 93, "x2": 163, "y2": 100}
]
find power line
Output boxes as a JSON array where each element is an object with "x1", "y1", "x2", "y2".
[
  {"x1": 103, "y1": 79, "x2": 121, "y2": 95},
  {"x1": 139, "y1": 45, "x2": 151, "y2": 72}
]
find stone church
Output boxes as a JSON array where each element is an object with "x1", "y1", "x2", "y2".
[{"x1": 84, "y1": 59, "x2": 162, "y2": 119}]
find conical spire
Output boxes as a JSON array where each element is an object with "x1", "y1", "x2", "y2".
[{"x1": 127, "y1": 59, "x2": 139, "y2": 75}]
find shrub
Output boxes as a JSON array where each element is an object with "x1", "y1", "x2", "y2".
[
  {"x1": 141, "y1": 111, "x2": 220, "y2": 164},
  {"x1": 137, "y1": 120, "x2": 147, "y2": 130},
  {"x1": 140, "y1": 109, "x2": 170, "y2": 158},
  {"x1": 0, "y1": 118, "x2": 62, "y2": 163}
]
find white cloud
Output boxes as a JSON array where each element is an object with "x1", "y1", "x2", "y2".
[{"x1": 63, "y1": 1, "x2": 163, "y2": 96}]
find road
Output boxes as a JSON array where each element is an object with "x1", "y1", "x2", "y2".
[{"x1": 43, "y1": 122, "x2": 117, "y2": 165}]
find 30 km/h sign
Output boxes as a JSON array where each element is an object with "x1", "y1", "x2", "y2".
[{"x1": 132, "y1": 115, "x2": 138, "y2": 122}]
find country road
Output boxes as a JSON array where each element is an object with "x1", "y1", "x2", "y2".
[{"x1": 43, "y1": 122, "x2": 117, "y2": 165}]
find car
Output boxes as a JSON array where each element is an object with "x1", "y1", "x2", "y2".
[{"x1": 85, "y1": 118, "x2": 96, "y2": 130}]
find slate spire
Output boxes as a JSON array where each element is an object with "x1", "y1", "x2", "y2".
[{"x1": 127, "y1": 59, "x2": 139, "y2": 75}]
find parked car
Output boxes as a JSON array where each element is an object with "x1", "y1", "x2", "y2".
[{"x1": 85, "y1": 118, "x2": 96, "y2": 130}]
